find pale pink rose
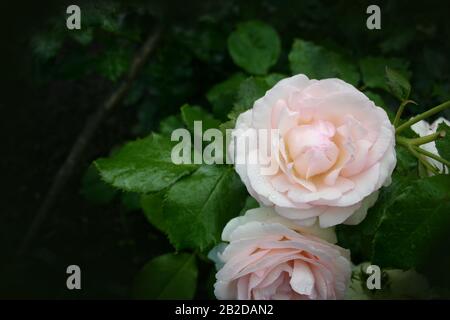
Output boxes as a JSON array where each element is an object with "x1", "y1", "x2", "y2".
[
  {"x1": 230, "y1": 75, "x2": 396, "y2": 227},
  {"x1": 213, "y1": 207, "x2": 351, "y2": 300},
  {"x1": 411, "y1": 117, "x2": 449, "y2": 175}
]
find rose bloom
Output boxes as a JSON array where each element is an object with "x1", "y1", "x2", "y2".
[
  {"x1": 213, "y1": 207, "x2": 351, "y2": 300},
  {"x1": 230, "y1": 75, "x2": 396, "y2": 227},
  {"x1": 411, "y1": 117, "x2": 449, "y2": 175}
]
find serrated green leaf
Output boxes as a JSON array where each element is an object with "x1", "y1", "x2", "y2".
[
  {"x1": 80, "y1": 164, "x2": 118, "y2": 205},
  {"x1": 228, "y1": 20, "x2": 281, "y2": 75},
  {"x1": 180, "y1": 104, "x2": 221, "y2": 132},
  {"x1": 289, "y1": 39, "x2": 359, "y2": 85},
  {"x1": 163, "y1": 165, "x2": 247, "y2": 251},
  {"x1": 436, "y1": 121, "x2": 450, "y2": 161},
  {"x1": 385, "y1": 66, "x2": 411, "y2": 101},
  {"x1": 360, "y1": 57, "x2": 411, "y2": 91},
  {"x1": 372, "y1": 175, "x2": 450, "y2": 269},
  {"x1": 132, "y1": 253, "x2": 198, "y2": 299},
  {"x1": 206, "y1": 73, "x2": 246, "y2": 119},
  {"x1": 95, "y1": 134, "x2": 198, "y2": 193}
]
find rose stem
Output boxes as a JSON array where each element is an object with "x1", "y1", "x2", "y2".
[
  {"x1": 413, "y1": 145, "x2": 450, "y2": 167},
  {"x1": 396, "y1": 100, "x2": 450, "y2": 133},
  {"x1": 393, "y1": 100, "x2": 415, "y2": 127}
]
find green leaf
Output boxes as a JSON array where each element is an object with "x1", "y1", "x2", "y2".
[
  {"x1": 180, "y1": 104, "x2": 221, "y2": 131},
  {"x1": 395, "y1": 146, "x2": 420, "y2": 178},
  {"x1": 336, "y1": 173, "x2": 412, "y2": 263},
  {"x1": 132, "y1": 253, "x2": 198, "y2": 299},
  {"x1": 289, "y1": 39, "x2": 359, "y2": 85},
  {"x1": 159, "y1": 115, "x2": 184, "y2": 136},
  {"x1": 228, "y1": 20, "x2": 281, "y2": 75},
  {"x1": 141, "y1": 190, "x2": 167, "y2": 232},
  {"x1": 385, "y1": 66, "x2": 411, "y2": 101},
  {"x1": 372, "y1": 175, "x2": 450, "y2": 269},
  {"x1": 228, "y1": 76, "x2": 270, "y2": 120},
  {"x1": 359, "y1": 57, "x2": 411, "y2": 91},
  {"x1": 95, "y1": 134, "x2": 198, "y2": 193},
  {"x1": 80, "y1": 164, "x2": 118, "y2": 205},
  {"x1": 436, "y1": 121, "x2": 450, "y2": 161},
  {"x1": 206, "y1": 73, "x2": 246, "y2": 118},
  {"x1": 264, "y1": 73, "x2": 286, "y2": 87},
  {"x1": 163, "y1": 165, "x2": 247, "y2": 251}
]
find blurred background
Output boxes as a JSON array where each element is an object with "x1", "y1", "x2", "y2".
[{"x1": 1, "y1": 0, "x2": 449, "y2": 298}]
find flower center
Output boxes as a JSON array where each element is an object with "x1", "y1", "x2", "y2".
[{"x1": 285, "y1": 120, "x2": 339, "y2": 179}]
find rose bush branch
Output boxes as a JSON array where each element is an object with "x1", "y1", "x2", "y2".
[
  {"x1": 393, "y1": 100, "x2": 416, "y2": 127},
  {"x1": 396, "y1": 136, "x2": 442, "y2": 175},
  {"x1": 396, "y1": 100, "x2": 450, "y2": 133},
  {"x1": 413, "y1": 145, "x2": 450, "y2": 167}
]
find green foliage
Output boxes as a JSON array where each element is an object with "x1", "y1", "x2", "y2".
[
  {"x1": 360, "y1": 57, "x2": 410, "y2": 91},
  {"x1": 178, "y1": 18, "x2": 227, "y2": 64},
  {"x1": 385, "y1": 66, "x2": 411, "y2": 101},
  {"x1": 289, "y1": 39, "x2": 359, "y2": 85},
  {"x1": 228, "y1": 76, "x2": 273, "y2": 120},
  {"x1": 336, "y1": 173, "x2": 411, "y2": 262},
  {"x1": 31, "y1": 32, "x2": 63, "y2": 61},
  {"x1": 97, "y1": 48, "x2": 132, "y2": 82},
  {"x1": 436, "y1": 122, "x2": 450, "y2": 161},
  {"x1": 141, "y1": 190, "x2": 167, "y2": 233},
  {"x1": 158, "y1": 115, "x2": 184, "y2": 136},
  {"x1": 132, "y1": 253, "x2": 198, "y2": 299},
  {"x1": 372, "y1": 175, "x2": 450, "y2": 270},
  {"x1": 207, "y1": 73, "x2": 246, "y2": 119},
  {"x1": 180, "y1": 105, "x2": 221, "y2": 131},
  {"x1": 228, "y1": 20, "x2": 281, "y2": 75},
  {"x1": 162, "y1": 165, "x2": 247, "y2": 251},
  {"x1": 80, "y1": 164, "x2": 118, "y2": 205},
  {"x1": 337, "y1": 140, "x2": 422, "y2": 261},
  {"x1": 95, "y1": 134, "x2": 198, "y2": 193},
  {"x1": 120, "y1": 192, "x2": 141, "y2": 212},
  {"x1": 70, "y1": 28, "x2": 94, "y2": 46}
]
